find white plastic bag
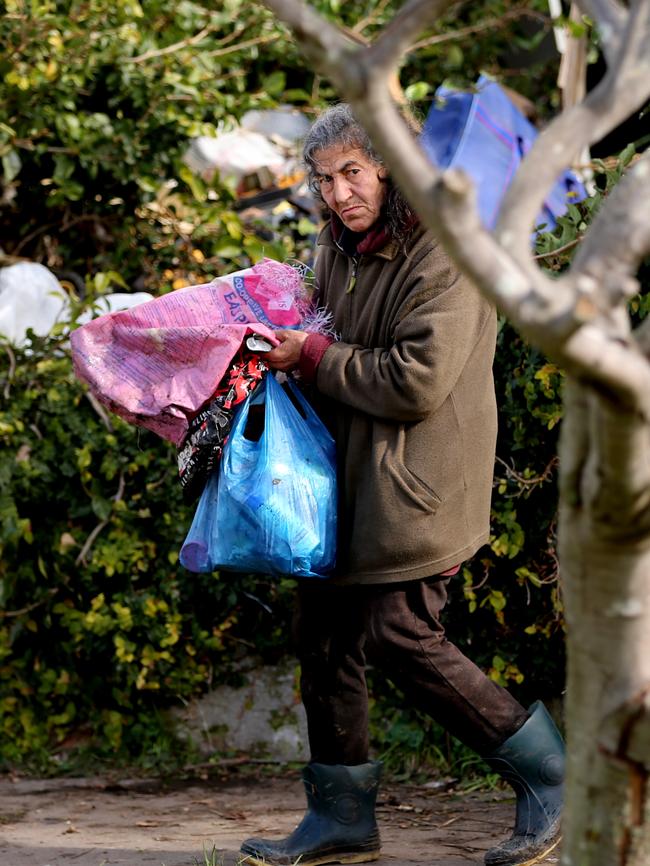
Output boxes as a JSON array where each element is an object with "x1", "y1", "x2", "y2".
[{"x1": 0, "y1": 262, "x2": 69, "y2": 346}]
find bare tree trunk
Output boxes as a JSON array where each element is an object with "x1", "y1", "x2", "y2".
[{"x1": 559, "y1": 380, "x2": 650, "y2": 865}]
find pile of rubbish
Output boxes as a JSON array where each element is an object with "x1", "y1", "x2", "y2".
[
  {"x1": 183, "y1": 106, "x2": 310, "y2": 204},
  {"x1": 183, "y1": 106, "x2": 320, "y2": 248}
]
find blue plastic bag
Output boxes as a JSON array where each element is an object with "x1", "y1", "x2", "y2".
[
  {"x1": 420, "y1": 74, "x2": 586, "y2": 232},
  {"x1": 180, "y1": 374, "x2": 337, "y2": 578}
]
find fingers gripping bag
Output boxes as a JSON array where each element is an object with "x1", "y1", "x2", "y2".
[{"x1": 180, "y1": 374, "x2": 337, "y2": 578}]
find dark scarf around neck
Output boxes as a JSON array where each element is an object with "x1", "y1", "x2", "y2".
[{"x1": 329, "y1": 213, "x2": 391, "y2": 256}]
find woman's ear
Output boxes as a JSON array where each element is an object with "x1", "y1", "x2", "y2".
[{"x1": 378, "y1": 166, "x2": 388, "y2": 181}]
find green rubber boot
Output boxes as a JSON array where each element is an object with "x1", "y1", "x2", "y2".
[
  {"x1": 240, "y1": 762, "x2": 382, "y2": 866},
  {"x1": 483, "y1": 702, "x2": 565, "y2": 866}
]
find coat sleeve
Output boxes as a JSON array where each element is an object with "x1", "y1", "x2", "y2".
[{"x1": 314, "y1": 248, "x2": 496, "y2": 423}]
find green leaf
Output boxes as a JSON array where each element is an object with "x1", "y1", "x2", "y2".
[
  {"x1": 91, "y1": 495, "x2": 112, "y2": 521},
  {"x1": 214, "y1": 241, "x2": 243, "y2": 259},
  {"x1": 2, "y1": 149, "x2": 21, "y2": 183},
  {"x1": 89, "y1": 271, "x2": 128, "y2": 293},
  {"x1": 296, "y1": 216, "x2": 317, "y2": 237},
  {"x1": 619, "y1": 142, "x2": 636, "y2": 168},
  {"x1": 178, "y1": 164, "x2": 207, "y2": 202},
  {"x1": 487, "y1": 590, "x2": 506, "y2": 612},
  {"x1": 283, "y1": 88, "x2": 311, "y2": 102},
  {"x1": 404, "y1": 82, "x2": 430, "y2": 102},
  {"x1": 53, "y1": 154, "x2": 76, "y2": 183},
  {"x1": 446, "y1": 45, "x2": 464, "y2": 69},
  {"x1": 262, "y1": 71, "x2": 286, "y2": 96}
]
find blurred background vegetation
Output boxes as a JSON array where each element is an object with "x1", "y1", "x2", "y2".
[{"x1": 0, "y1": 0, "x2": 647, "y2": 778}]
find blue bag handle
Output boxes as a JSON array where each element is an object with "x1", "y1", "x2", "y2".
[{"x1": 284, "y1": 378, "x2": 336, "y2": 464}]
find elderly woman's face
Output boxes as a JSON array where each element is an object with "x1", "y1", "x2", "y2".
[{"x1": 313, "y1": 144, "x2": 387, "y2": 233}]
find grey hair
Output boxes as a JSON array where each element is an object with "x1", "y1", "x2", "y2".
[{"x1": 303, "y1": 103, "x2": 417, "y2": 245}]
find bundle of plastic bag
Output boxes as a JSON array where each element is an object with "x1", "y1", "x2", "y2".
[
  {"x1": 71, "y1": 259, "x2": 328, "y2": 446},
  {"x1": 180, "y1": 374, "x2": 337, "y2": 578},
  {"x1": 176, "y1": 345, "x2": 269, "y2": 503}
]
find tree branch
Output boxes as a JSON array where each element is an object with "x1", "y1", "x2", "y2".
[
  {"x1": 261, "y1": 0, "x2": 650, "y2": 413},
  {"x1": 533, "y1": 237, "x2": 583, "y2": 261},
  {"x1": 204, "y1": 34, "x2": 278, "y2": 58},
  {"x1": 351, "y1": 0, "x2": 393, "y2": 35},
  {"x1": 126, "y1": 25, "x2": 218, "y2": 64},
  {"x1": 3, "y1": 344, "x2": 16, "y2": 399},
  {"x1": 368, "y1": 0, "x2": 455, "y2": 73},
  {"x1": 75, "y1": 473, "x2": 125, "y2": 566},
  {"x1": 495, "y1": 455, "x2": 559, "y2": 497},
  {"x1": 0, "y1": 589, "x2": 59, "y2": 619},
  {"x1": 571, "y1": 150, "x2": 650, "y2": 307},
  {"x1": 577, "y1": 0, "x2": 627, "y2": 63},
  {"x1": 634, "y1": 313, "x2": 650, "y2": 359},
  {"x1": 428, "y1": 168, "x2": 650, "y2": 414},
  {"x1": 409, "y1": 6, "x2": 548, "y2": 52},
  {"x1": 261, "y1": 0, "x2": 456, "y2": 95},
  {"x1": 497, "y1": 1, "x2": 650, "y2": 266},
  {"x1": 84, "y1": 390, "x2": 114, "y2": 432},
  {"x1": 75, "y1": 520, "x2": 108, "y2": 566},
  {"x1": 586, "y1": 393, "x2": 650, "y2": 526},
  {"x1": 561, "y1": 324, "x2": 650, "y2": 418},
  {"x1": 259, "y1": 0, "x2": 362, "y2": 81}
]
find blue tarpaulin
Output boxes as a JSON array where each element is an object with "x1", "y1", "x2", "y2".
[{"x1": 420, "y1": 75, "x2": 587, "y2": 232}]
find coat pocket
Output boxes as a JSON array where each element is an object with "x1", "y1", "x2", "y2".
[{"x1": 384, "y1": 461, "x2": 442, "y2": 513}]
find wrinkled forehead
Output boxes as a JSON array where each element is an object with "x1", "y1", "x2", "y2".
[{"x1": 312, "y1": 144, "x2": 375, "y2": 176}]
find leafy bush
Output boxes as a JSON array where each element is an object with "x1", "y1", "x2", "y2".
[
  {"x1": 0, "y1": 0, "x2": 309, "y2": 284},
  {"x1": 0, "y1": 331, "x2": 299, "y2": 770}
]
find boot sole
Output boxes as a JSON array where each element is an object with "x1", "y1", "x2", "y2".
[
  {"x1": 486, "y1": 835, "x2": 561, "y2": 866},
  {"x1": 516, "y1": 835, "x2": 561, "y2": 866},
  {"x1": 241, "y1": 850, "x2": 381, "y2": 866}
]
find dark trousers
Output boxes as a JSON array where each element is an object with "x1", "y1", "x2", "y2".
[{"x1": 293, "y1": 576, "x2": 528, "y2": 765}]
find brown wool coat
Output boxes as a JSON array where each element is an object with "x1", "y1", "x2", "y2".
[{"x1": 313, "y1": 220, "x2": 498, "y2": 584}]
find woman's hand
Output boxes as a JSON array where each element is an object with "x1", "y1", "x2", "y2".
[{"x1": 265, "y1": 329, "x2": 309, "y2": 372}]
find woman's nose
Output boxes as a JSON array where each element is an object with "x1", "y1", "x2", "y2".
[{"x1": 332, "y1": 176, "x2": 352, "y2": 203}]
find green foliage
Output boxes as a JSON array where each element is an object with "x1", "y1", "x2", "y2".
[
  {"x1": 0, "y1": 313, "x2": 574, "y2": 775},
  {"x1": 0, "y1": 0, "x2": 307, "y2": 283},
  {"x1": 0, "y1": 0, "x2": 570, "y2": 293},
  {"x1": 0, "y1": 332, "x2": 297, "y2": 770}
]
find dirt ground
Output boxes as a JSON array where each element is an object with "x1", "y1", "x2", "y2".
[{"x1": 0, "y1": 768, "x2": 562, "y2": 866}]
